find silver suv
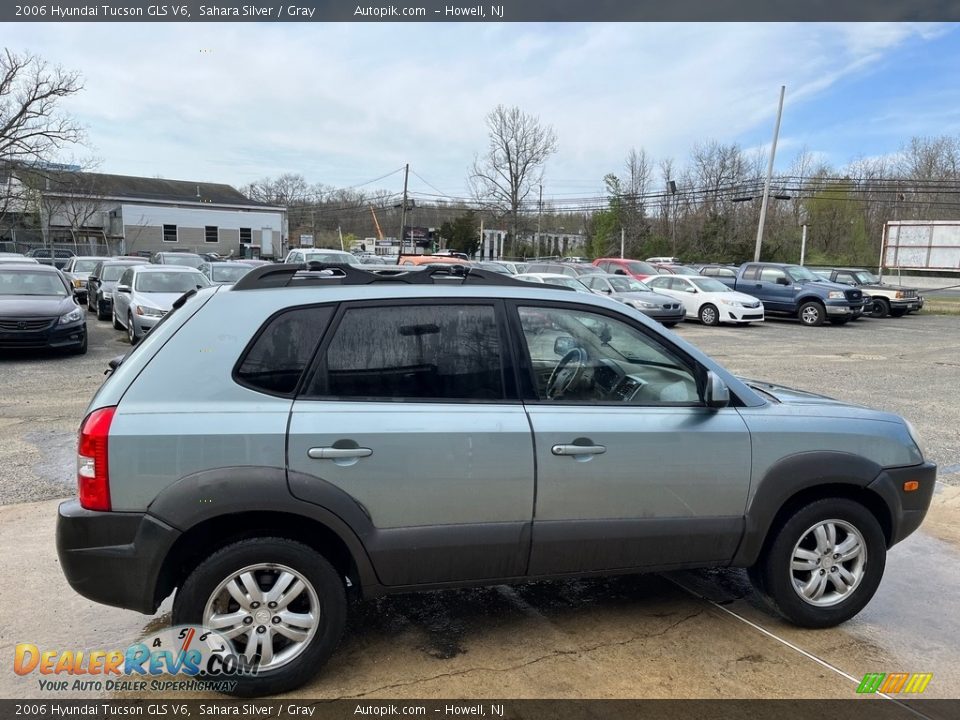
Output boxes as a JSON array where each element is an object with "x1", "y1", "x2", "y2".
[{"x1": 57, "y1": 263, "x2": 936, "y2": 697}]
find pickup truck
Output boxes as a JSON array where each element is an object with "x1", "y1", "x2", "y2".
[
  {"x1": 813, "y1": 268, "x2": 923, "y2": 318},
  {"x1": 714, "y1": 262, "x2": 866, "y2": 326}
]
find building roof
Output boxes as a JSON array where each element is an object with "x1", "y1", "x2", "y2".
[{"x1": 18, "y1": 167, "x2": 275, "y2": 208}]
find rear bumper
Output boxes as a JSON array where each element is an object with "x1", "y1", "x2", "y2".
[
  {"x1": 56, "y1": 499, "x2": 181, "y2": 614},
  {"x1": 866, "y1": 462, "x2": 937, "y2": 547}
]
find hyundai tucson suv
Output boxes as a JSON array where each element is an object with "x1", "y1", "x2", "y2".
[{"x1": 57, "y1": 263, "x2": 935, "y2": 696}]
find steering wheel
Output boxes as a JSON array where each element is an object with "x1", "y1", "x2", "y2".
[{"x1": 546, "y1": 347, "x2": 588, "y2": 399}]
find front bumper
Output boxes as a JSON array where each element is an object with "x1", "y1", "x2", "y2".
[
  {"x1": 866, "y1": 462, "x2": 937, "y2": 547},
  {"x1": 825, "y1": 300, "x2": 865, "y2": 317},
  {"x1": 721, "y1": 305, "x2": 764, "y2": 323},
  {"x1": 56, "y1": 499, "x2": 181, "y2": 614},
  {"x1": 0, "y1": 320, "x2": 86, "y2": 350},
  {"x1": 638, "y1": 307, "x2": 686, "y2": 323}
]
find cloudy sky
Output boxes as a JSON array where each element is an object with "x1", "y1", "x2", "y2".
[{"x1": 4, "y1": 22, "x2": 959, "y2": 201}]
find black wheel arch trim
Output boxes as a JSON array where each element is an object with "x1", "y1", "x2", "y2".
[
  {"x1": 732, "y1": 451, "x2": 899, "y2": 567},
  {"x1": 147, "y1": 465, "x2": 382, "y2": 596}
]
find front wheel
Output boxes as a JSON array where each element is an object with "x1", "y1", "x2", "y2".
[
  {"x1": 829, "y1": 317, "x2": 850, "y2": 326},
  {"x1": 869, "y1": 298, "x2": 890, "y2": 319},
  {"x1": 749, "y1": 498, "x2": 886, "y2": 628},
  {"x1": 890, "y1": 308, "x2": 907, "y2": 318},
  {"x1": 127, "y1": 313, "x2": 140, "y2": 344},
  {"x1": 662, "y1": 321, "x2": 679, "y2": 328},
  {"x1": 698, "y1": 303, "x2": 720, "y2": 326},
  {"x1": 173, "y1": 538, "x2": 347, "y2": 697},
  {"x1": 798, "y1": 301, "x2": 825, "y2": 327},
  {"x1": 112, "y1": 307, "x2": 123, "y2": 330}
]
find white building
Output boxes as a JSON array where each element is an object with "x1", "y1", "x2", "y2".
[{"x1": 5, "y1": 168, "x2": 287, "y2": 259}]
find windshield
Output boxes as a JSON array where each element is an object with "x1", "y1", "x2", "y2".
[
  {"x1": 854, "y1": 271, "x2": 880, "y2": 283},
  {"x1": 0, "y1": 270, "x2": 67, "y2": 296},
  {"x1": 690, "y1": 277, "x2": 732, "y2": 293},
  {"x1": 212, "y1": 265, "x2": 253, "y2": 283},
  {"x1": 786, "y1": 266, "x2": 821, "y2": 282},
  {"x1": 626, "y1": 261, "x2": 656, "y2": 275},
  {"x1": 135, "y1": 271, "x2": 210, "y2": 293},
  {"x1": 101, "y1": 265, "x2": 131, "y2": 281},
  {"x1": 73, "y1": 260, "x2": 99, "y2": 273},
  {"x1": 608, "y1": 276, "x2": 649, "y2": 292},
  {"x1": 162, "y1": 255, "x2": 204, "y2": 269}
]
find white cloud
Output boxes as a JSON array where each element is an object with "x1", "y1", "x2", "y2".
[{"x1": 0, "y1": 22, "x2": 952, "y2": 196}]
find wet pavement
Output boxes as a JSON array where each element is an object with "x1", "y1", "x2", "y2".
[{"x1": 2, "y1": 310, "x2": 959, "y2": 703}]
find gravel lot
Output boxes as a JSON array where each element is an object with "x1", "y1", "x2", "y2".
[{"x1": 0, "y1": 307, "x2": 957, "y2": 507}]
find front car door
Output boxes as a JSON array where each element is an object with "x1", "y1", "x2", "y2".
[
  {"x1": 113, "y1": 268, "x2": 134, "y2": 323},
  {"x1": 510, "y1": 301, "x2": 752, "y2": 575},
  {"x1": 287, "y1": 300, "x2": 535, "y2": 587},
  {"x1": 755, "y1": 266, "x2": 794, "y2": 312}
]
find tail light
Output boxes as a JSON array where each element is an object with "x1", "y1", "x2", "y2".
[{"x1": 77, "y1": 407, "x2": 116, "y2": 511}]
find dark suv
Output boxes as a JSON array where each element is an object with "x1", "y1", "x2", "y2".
[{"x1": 57, "y1": 263, "x2": 935, "y2": 696}]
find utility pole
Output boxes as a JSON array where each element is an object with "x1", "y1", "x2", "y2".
[
  {"x1": 800, "y1": 223, "x2": 808, "y2": 266},
  {"x1": 753, "y1": 85, "x2": 786, "y2": 262},
  {"x1": 479, "y1": 218, "x2": 484, "y2": 260},
  {"x1": 399, "y1": 163, "x2": 409, "y2": 254},
  {"x1": 536, "y1": 183, "x2": 543, "y2": 260},
  {"x1": 620, "y1": 227, "x2": 625, "y2": 259},
  {"x1": 337, "y1": 225, "x2": 344, "y2": 252}
]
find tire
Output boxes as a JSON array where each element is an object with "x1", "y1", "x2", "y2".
[
  {"x1": 87, "y1": 292, "x2": 94, "y2": 312},
  {"x1": 112, "y1": 307, "x2": 123, "y2": 330},
  {"x1": 96, "y1": 297, "x2": 109, "y2": 321},
  {"x1": 829, "y1": 317, "x2": 850, "y2": 326},
  {"x1": 798, "y1": 301, "x2": 825, "y2": 327},
  {"x1": 869, "y1": 298, "x2": 890, "y2": 319},
  {"x1": 890, "y1": 308, "x2": 907, "y2": 318},
  {"x1": 70, "y1": 332, "x2": 88, "y2": 356},
  {"x1": 127, "y1": 313, "x2": 140, "y2": 344},
  {"x1": 698, "y1": 303, "x2": 720, "y2": 326},
  {"x1": 173, "y1": 537, "x2": 347, "y2": 697},
  {"x1": 749, "y1": 498, "x2": 886, "y2": 628}
]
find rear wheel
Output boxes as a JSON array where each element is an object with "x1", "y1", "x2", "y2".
[
  {"x1": 749, "y1": 498, "x2": 885, "y2": 628},
  {"x1": 698, "y1": 304, "x2": 720, "y2": 326},
  {"x1": 96, "y1": 297, "x2": 109, "y2": 321},
  {"x1": 172, "y1": 538, "x2": 347, "y2": 697},
  {"x1": 798, "y1": 301, "x2": 825, "y2": 327}
]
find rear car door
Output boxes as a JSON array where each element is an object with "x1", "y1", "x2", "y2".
[
  {"x1": 287, "y1": 299, "x2": 535, "y2": 587},
  {"x1": 510, "y1": 300, "x2": 752, "y2": 575}
]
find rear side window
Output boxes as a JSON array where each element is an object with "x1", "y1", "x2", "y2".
[
  {"x1": 309, "y1": 304, "x2": 504, "y2": 401},
  {"x1": 235, "y1": 306, "x2": 334, "y2": 395}
]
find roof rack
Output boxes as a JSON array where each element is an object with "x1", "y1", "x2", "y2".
[{"x1": 232, "y1": 262, "x2": 574, "y2": 292}]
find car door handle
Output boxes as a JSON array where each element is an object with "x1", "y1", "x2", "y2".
[
  {"x1": 551, "y1": 444, "x2": 606, "y2": 456},
  {"x1": 307, "y1": 447, "x2": 373, "y2": 460}
]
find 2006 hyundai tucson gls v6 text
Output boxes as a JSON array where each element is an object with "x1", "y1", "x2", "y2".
[{"x1": 56, "y1": 263, "x2": 936, "y2": 697}]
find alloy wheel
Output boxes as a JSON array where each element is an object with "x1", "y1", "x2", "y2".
[{"x1": 790, "y1": 519, "x2": 867, "y2": 607}]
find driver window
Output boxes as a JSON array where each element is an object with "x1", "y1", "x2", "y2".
[
  {"x1": 517, "y1": 306, "x2": 699, "y2": 405},
  {"x1": 759, "y1": 267, "x2": 786, "y2": 283}
]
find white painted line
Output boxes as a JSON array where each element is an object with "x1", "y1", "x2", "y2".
[{"x1": 667, "y1": 576, "x2": 933, "y2": 719}]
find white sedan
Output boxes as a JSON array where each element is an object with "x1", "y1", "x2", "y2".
[{"x1": 646, "y1": 275, "x2": 764, "y2": 326}]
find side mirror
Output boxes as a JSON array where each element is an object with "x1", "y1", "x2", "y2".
[
  {"x1": 614, "y1": 269, "x2": 627, "y2": 275},
  {"x1": 554, "y1": 336, "x2": 578, "y2": 356},
  {"x1": 87, "y1": 276, "x2": 96, "y2": 283},
  {"x1": 601, "y1": 287, "x2": 612, "y2": 294},
  {"x1": 704, "y1": 371, "x2": 730, "y2": 409},
  {"x1": 116, "y1": 284, "x2": 131, "y2": 293},
  {"x1": 775, "y1": 277, "x2": 790, "y2": 286},
  {"x1": 686, "y1": 287, "x2": 698, "y2": 293}
]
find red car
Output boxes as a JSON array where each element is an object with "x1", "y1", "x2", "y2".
[{"x1": 592, "y1": 257, "x2": 660, "y2": 281}]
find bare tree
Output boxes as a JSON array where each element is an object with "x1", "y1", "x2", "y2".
[
  {"x1": 469, "y1": 105, "x2": 558, "y2": 255},
  {"x1": 0, "y1": 50, "x2": 85, "y2": 234}
]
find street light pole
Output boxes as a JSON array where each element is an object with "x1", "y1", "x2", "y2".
[
  {"x1": 536, "y1": 183, "x2": 542, "y2": 260},
  {"x1": 399, "y1": 163, "x2": 409, "y2": 254},
  {"x1": 753, "y1": 85, "x2": 786, "y2": 263},
  {"x1": 800, "y1": 223, "x2": 808, "y2": 266}
]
